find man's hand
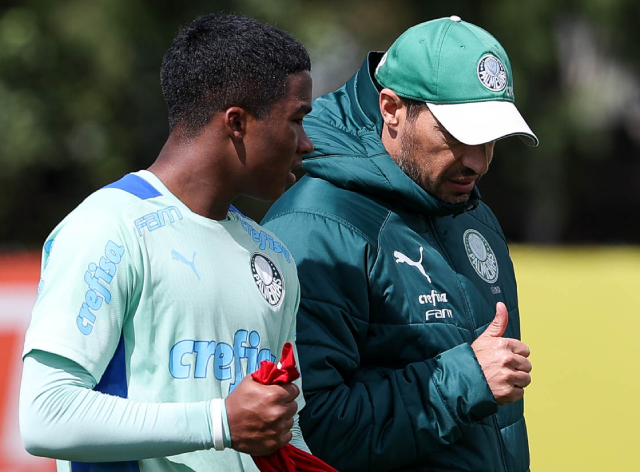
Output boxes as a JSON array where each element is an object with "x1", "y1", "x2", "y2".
[
  {"x1": 471, "y1": 302, "x2": 532, "y2": 405},
  {"x1": 225, "y1": 375, "x2": 299, "y2": 455}
]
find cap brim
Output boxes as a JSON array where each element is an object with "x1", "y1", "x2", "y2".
[{"x1": 426, "y1": 101, "x2": 538, "y2": 147}]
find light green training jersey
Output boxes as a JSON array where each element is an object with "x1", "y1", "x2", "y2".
[{"x1": 23, "y1": 170, "x2": 303, "y2": 472}]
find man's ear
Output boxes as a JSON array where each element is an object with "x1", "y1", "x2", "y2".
[
  {"x1": 224, "y1": 107, "x2": 248, "y2": 140},
  {"x1": 379, "y1": 88, "x2": 405, "y2": 130}
]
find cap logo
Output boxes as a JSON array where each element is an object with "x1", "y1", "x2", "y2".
[{"x1": 477, "y1": 54, "x2": 507, "y2": 92}]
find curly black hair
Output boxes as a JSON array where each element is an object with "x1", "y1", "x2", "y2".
[{"x1": 160, "y1": 13, "x2": 311, "y2": 138}]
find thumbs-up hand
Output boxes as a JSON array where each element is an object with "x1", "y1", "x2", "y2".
[{"x1": 471, "y1": 302, "x2": 532, "y2": 405}]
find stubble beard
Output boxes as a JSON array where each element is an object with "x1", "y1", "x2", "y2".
[
  {"x1": 396, "y1": 132, "x2": 423, "y2": 186},
  {"x1": 397, "y1": 126, "x2": 470, "y2": 205}
]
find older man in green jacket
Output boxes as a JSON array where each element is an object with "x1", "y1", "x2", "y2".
[{"x1": 263, "y1": 17, "x2": 537, "y2": 472}]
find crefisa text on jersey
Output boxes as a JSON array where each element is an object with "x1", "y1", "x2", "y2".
[
  {"x1": 169, "y1": 329, "x2": 276, "y2": 391},
  {"x1": 77, "y1": 240, "x2": 125, "y2": 335},
  {"x1": 241, "y1": 220, "x2": 291, "y2": 263}
]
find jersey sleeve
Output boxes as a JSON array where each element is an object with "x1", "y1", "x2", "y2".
[
  {"x1": 20, "y1": 351, "x2": 213, "y2": 461},
  {"x1": 289, "y1": 283, "x2": 306, "y2": 405},
  {"x1": 287, "y1": 283, "x2": 311, "y2": 453},
  {"x1": 23, "y1": 206, "x2": 140, "y2": 383}
]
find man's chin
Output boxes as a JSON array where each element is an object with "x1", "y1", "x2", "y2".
[
  {"x1": 435, "y1": 192, "x2": 471, "y2": 205},
  {"x1": 422, "y1": 182, "x2": 474, "y2": 205}
]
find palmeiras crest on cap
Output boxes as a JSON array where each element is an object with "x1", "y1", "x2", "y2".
[
  {"x1": 477, "y1": 54, "x2": 507, "y2": 92},
  {"x1": 251, "y1": 253, "x2": 285, "y2": 308}
]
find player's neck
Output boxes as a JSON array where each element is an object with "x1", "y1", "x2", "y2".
[{"x1": 149, "y1": 132, "x2": 238, "y2": 221}]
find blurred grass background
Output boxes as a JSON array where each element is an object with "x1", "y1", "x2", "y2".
[
  {"x1": 1, "y1": 0, "x2": 640, "y2": 246},
  {"x1": 514, "y1": 246, "x2": 640, "y2": 471}
]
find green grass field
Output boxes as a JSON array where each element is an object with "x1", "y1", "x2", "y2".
[{"x1": 511, "y1": 246, "x2": 640, "y2": 471}]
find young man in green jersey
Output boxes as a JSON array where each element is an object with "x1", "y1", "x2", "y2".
[{"x1": 20, "y1": 13, "x2": 313, "y2": 472}]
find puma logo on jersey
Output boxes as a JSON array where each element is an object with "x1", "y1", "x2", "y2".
[
  {"x1": 172, "y1": 250, "x2": 201, "y2": 281},
  {"x1": 394, "y1": 246, "x2": 432, "y2": 282}
]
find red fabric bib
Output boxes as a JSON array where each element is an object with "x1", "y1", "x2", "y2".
[{"x1": 251, "y1": 343, "x2": 339, "y2": 472}]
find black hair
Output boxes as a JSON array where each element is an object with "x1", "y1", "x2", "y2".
[
  {"x1": 160, "y1": 13, "x2": 311, "y2": 137},
  {"x1": 403, "y1": 97, "x2": 429, "y2": 123}
]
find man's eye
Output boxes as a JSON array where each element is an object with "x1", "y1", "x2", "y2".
[{"x1": 442, "y1": 130, "x2": 460, "y2": 145}]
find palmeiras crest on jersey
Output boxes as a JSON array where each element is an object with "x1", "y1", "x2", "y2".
[
  {"x1": 477, "y1": 54, "x2": 507, "y2": 92},
  {"x1": 251, "y1": 253, "x2": 285, "y2": 308},
  {"x1": 463, "y1": 229, "x2": 499, "y2": 284}
]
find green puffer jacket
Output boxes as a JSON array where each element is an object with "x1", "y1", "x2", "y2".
[{"x1": 262, "y1": 52, "x2": 529, "y2": 472}]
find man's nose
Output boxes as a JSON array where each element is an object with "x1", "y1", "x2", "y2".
[
  {"x1": 461, "y1": 144, "x2": 490, "y2": 176},
  {"x1": 298, "y1": 130, "x2": 314, "y2": 155}
]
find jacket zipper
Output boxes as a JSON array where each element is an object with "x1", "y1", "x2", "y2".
[
  {"x1": 492, "y1": 414, "x2": 510, "y2": 472},
  {"x1": 428, "y1": 216, "x2": 510, "y2": 471},
  {"x1": 425, "y1": 216, "x2": 476, "y2": 334}
]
